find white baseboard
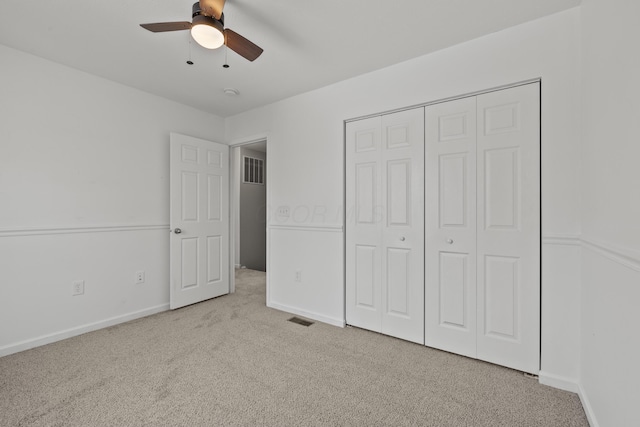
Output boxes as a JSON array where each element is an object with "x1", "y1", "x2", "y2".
[
  {"x1": 578, "y1": 383, "x2": 599, "y2": 427},
  {"x1": 538, "y1": 371, "x2": 579, "y2": 393},
  {"x1": 0, "y1": 304, "x2": 169, "y2": 358},
  {"x1": 266, "y1": 301, "x2": 345, "y2": 328},
  {"x1": 538, "y1": 373, "x2": 599, "y2": 426}
]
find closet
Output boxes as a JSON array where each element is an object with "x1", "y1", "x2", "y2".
[{"x1": 346, "y1": 82, "x2": 540, "y2": 374}]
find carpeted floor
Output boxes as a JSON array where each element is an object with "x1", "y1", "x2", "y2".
[{"x1": 0, "y1": 268, "x2": 588, "y2": 426}]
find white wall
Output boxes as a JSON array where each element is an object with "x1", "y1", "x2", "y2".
[
  {"x1": 226, "y1": 9, "x2": 583, "y2": 383},
  {"x1": 579, "y1": 1, "x2": 640, "y2": 426},
  {"x1": 0, "y1": 44, "x2": 226, "y2": 355}
]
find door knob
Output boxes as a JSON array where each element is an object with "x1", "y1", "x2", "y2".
[
  {"x1": 400, "y1": 237, "x2": 406, "y2": 241},
  {"x1": 173, "y1": 228, "x2": 182, "y2": 234},
  {"x1": 446, "y1": 238, "x2": 453, "y2": 244}
]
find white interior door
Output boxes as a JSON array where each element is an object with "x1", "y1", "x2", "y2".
[
  {"x1": 170, "y1": 133, "x2": 230, "y2": 310},
  {"x1": 476, "y1": 83, "x2": 540, "y2": 373},
  {"x1": 425, "y1": 96, "x2": 477, "y2": 358},
  {"x1": 346, "y1": 108, "x2": 424, "y2": 344}
]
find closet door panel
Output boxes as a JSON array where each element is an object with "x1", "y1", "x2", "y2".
[
  {"x1": 346, "y1": 116, "x2": 383, "y2": 332},
  {"x1": 381, "y1": 108, "x2": 425, "y2": 344},
  {"x1": 439, "y1": 252, "x2": 470, "y2": 328},
  {"x1": 425, "y1": 97, "x2": 477, "y2": 358},
  {"x1": 476, "y1": 83, "x2": 540, "y2": 374},
  {"x1": 386, "y1": 247, "x2": 410, "y2": 315},
  {"x1": 355, "y1": 244, "x2": 377, "y2": 308}
]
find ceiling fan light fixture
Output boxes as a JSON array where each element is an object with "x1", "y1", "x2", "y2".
[
  {"x1": 141, "y1": 2, "x2": 262, "y2": 61},
  {"x1": 191, "y1": 15, "x2": 224, "y2": 49}
]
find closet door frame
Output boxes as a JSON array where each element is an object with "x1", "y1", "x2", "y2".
[{"x1": 344, "y1": 78, "x2": 541, "y2": 373}]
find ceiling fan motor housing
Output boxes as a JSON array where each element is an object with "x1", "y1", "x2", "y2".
[{"x1": 192, "y1": 2, "x2": 224, "y2": 25}]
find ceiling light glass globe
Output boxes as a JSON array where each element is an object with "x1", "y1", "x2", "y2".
[
  {"x1": 190, "y1": 14, "x2": 224, "y2": 50},
  {"x1": 191, "y1": 24, "x2": 224, "y2": 49}
]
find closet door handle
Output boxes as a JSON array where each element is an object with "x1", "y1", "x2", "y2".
[
  {"x1": 400, "y1": 237, "x2": 406, "y2": 241},
  {"x1": 446, "y1": 238, "x2": 453, "y2": 244},
  {"x1": 172, "y1": 228, "x2": 182, "y2": 234}
]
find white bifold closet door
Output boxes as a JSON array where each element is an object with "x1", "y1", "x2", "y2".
[
  {"x1": 346, "y1": 108, "x2": 425, "y2": 344},
  {"x1": 425, "y1": 83, "x2": 540, "y2": 374}
]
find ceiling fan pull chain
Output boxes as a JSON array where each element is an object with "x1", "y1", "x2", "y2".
[
  {"x1": 223, "y1": 45, "x2": 229, "y2": 68},
  {"x1": 187, "y1": 39, "x2": 194, "y2": 65}
]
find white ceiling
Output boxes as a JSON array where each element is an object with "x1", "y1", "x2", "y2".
[{"x1": 0, "y1": 0, "x2": 580, "y2": 118}]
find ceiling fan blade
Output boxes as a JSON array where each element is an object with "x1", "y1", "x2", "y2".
[
  {"x1": 140, "y1": 22, "x2": 192, "y2": 33},
  {"x1": 224, "y1": 29, "x2": 263, "y2": 61},
  {"x1": 199, "y1": 0, "x2": 226, "y2": 20}
]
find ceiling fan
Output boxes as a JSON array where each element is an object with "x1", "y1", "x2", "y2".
[{"x1": 140, "y1": 0, "x2": 263, "y2": 62}]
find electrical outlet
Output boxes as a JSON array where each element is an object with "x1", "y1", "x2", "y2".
[
  {"x1": 277, "y1": 206, "x2": 290, "y2": 217},
  {"x1": 135, "y1": 271, "x2": 145, "y2": 284},
  {"x1": 295, "y1": 270, "x2": 302, "y2": 282},
  {"x1": 72, "y1": 280, "x2": 85, "y2": 296}
]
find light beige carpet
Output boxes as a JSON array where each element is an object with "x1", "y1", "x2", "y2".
[{"x1": 0, "y1": 268, "x2": 588, "y2": 426}]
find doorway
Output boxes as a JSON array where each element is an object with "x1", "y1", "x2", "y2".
[{"x1": 230, "y1": 139, "x2": 268, "y2": 293}]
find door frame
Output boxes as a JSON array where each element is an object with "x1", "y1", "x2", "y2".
[
  {"x1": 343, "y1": 78, "x2": 542, "y2": 369},
  {"x1": 229, "y1": 134, "x2": 270, "y2": 295}
]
